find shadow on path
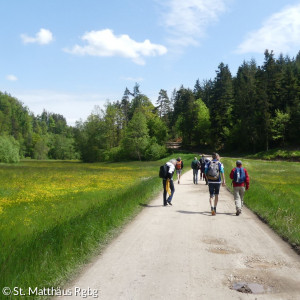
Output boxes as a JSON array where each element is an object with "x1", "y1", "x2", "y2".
[
  {"x1": 139, "y1": 203, "x2": 163, "y2": 208},
  {"x1": 177, "y1": 210, "x2": 236, "y2": 216}
]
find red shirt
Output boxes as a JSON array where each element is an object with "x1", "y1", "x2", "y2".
[{"x1": 230, "y1": 167, "x2": 250, "y2": 189}]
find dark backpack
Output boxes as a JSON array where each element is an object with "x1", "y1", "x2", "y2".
[
  {"x1": 207, "y1": 161, "x2": 220, "y2": 180},
  {"x1": 191, "y1": 160, "x2": 198, "y2": 169},
  {"x1": 233, "y1": 167, "x2": 246, "y2": 183},
  {"x1": 159, "y1": 164, "x2": 169, "y2": 178}
]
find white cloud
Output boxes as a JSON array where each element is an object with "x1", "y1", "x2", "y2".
[
  {"x1": 64, "y1": 29, "x2": 167, "y2": 65},
  {"x1": 159, "y1": 0, "x2": 228, "y2": 47},
  {"x1": 21, "y1": 28, "x2": 54, "y2": 45},
  {"x1": 6, "y1": 74, "x2": 18, "y2": 81},
  {"x1": 236, "y1": 4, "x2": 300, "y2": 54}
]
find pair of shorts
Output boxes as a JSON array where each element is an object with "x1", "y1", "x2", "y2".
[
  {"x1": 176, "y1": 169, "x2": 182, "y2": 175},
  {"x1": 208, "y1": 183, "x2": 221, "y2": 196}
]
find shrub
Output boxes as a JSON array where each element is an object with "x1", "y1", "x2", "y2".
[
  {"x1": 105, "y1": 146, "x2": 126, "y2": 161},
  {"x1": 0, "y1": 136, "x2": 20, "y2": 163},
  {"x1": 145, "y1": 142, "x2": 167, "y2": 161}
]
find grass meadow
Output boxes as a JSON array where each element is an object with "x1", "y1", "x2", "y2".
[
  {"x1": 0, "y1": 154, "x2": 194, "y2": 299},
  {"x1": 221, "y1": 157, "x2": 300, "y2": 250},
  {"x1": 246, "y1": 148, "x2": 300, "y2": 161}
]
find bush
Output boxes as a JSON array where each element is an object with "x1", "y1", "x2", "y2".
[
  {"x1": 105, "y1": 146, "x2": 126, "y2": 161},
  {"x1": 0, "y1": 136, "x2": 20, "y2": 163},
  {"x1": 48, "y1": 135, "x2": 80, "y2": 160},
  {"x1": 145, "y1": 142, "x2": 167, "y2": 161}
]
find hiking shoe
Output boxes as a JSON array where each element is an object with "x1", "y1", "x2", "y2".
[{"x1": 236, "y1": 209, "x2": 241, "y2": 216}]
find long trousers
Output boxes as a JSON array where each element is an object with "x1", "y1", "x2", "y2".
[
  {"x1": 234, "y1": 186, "x2": 245, "y2": 209},
  {"x1": 163, "y1": 179, "x2": 175, "y2": 205}
]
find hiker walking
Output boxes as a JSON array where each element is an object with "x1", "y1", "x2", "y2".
[
  {"x1": 175, "y1": 157, "x2": 183, "y2": 184},
  {"x1": 161, "y1": 159, "x2": 176, "y2": 206},
  {"x1": 199, "y1": 154, "x2": 206, "y2": 181},
  {"x1": 229, "y1": 160, "x2": 250, "y2": 216},
  {"x1": 203, "y1": 157, "x2": 210, "y2": 185},
  {"x1": 205, "y1": 153, "x2": 225, "y2": 215},
  {"x1": 191, "y1": 157, "x2": 199, "y2": 184}
]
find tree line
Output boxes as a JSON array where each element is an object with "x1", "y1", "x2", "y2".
[
  {"x1": 200, "y1": 50, "x2": 300, "y2": 153},
  {"x1": 0, "y1": 92, "x2": 78, "y2": 162},
  {"x1": 74, "y1": 85, "x2": 168, "y2": 162},
  {"x1": 1, "y1": 50, "x2": 300, "y2": 162}
]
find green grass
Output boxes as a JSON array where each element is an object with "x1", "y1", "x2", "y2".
[
  {"x1": 0, "y1": 154, "x2": 194, "y2": 299},
  {"x1": 222, "y1": 157, "x2": 300, "y2": 249},
  {"x1": 246, "y1": 148, "x2": 300, "y2": 161}
]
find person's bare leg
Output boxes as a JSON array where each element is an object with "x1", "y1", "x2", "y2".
[
  {"x1": 209, "y1": 196, "x2": 215, "y2": 215},
  {"x1": 214, "y1": 195, "x2": 219, "y2": 214}
]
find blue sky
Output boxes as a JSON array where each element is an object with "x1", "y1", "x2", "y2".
[{"x1": 1, "y1": 0, "x2": 300, "y2": 125}]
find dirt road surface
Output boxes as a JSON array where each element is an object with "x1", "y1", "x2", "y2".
[{"x1": 56, "y1": 169, "x2": 300, "y2": 300}]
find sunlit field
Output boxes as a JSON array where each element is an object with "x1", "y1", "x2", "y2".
[
  {"x1": 0, "y1": 154, "x2": 194, "y2": 298},
  {"x1": 222, "y1": 158, "x2": 300, "y2": 249},
  {"x1": 0, "y1": 160, "x2": 160, "y2": 297}
]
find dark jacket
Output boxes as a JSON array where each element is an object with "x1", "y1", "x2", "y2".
[{"x1": 191, "y1": 159, "x2": 199, "y2": 170}]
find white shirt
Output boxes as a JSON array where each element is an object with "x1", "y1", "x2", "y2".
[{"x1": 166, "y1": 162, "x2": 175, "y2": 175}]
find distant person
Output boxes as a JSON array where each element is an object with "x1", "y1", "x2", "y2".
[
  {"x1": 229, "y1": 160, "x2": 250, "y2": 216},
  {"x1": 203, "y1": 157, "x2": 210, "y2": 185},
  {"x1": 205, "y1": 153, "x2": 225, "y2": 215},
  {"x1": 162, "y1": 159, "x2": 177, "y2": 206},
  {"x1": 191, "y1": 157, "x2": 199, "y2": 184},
  {"x1": 199, "y1": 154, "x2": 206, "y2": 181},
  {"x1": 175, "y1": 157, "x2": 184, "y2": 184}
]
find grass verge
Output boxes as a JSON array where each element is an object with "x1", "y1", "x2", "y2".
[
  {"x1": 221, "y1": 157, "x2": 300, "y2": 254},
  {"x1": 246, "y1": 148, "x2": 300, "y2": 161}
]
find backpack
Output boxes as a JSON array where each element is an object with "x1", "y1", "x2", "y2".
[
  {"x1": 191, "y1": 160, "x2": 198, "y2": 169},
  {"x1": 159, "y1": 164, "x2": 169, "y2": 178},
  {"x1": 233, "y1": 167, "x2": 246, "y2": 183},
  {"x1": 206, "y1": 161, "x2": 220, "y2": 180},
  {"x1": 176, "y1": 160, "x2": 182, "y2": 170}
]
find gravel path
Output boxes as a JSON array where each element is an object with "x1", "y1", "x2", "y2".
[{"x1": 56, "y1": 169, "x2": 300, "y2": 300}]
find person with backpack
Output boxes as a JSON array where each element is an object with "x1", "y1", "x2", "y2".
[
  {"x1": 205, "y1": 153, "x2": 225, "y2": 215},
  {"x1": 199, "y1": 154, "x2": 206, "y2": 181},
  {"x1": 175, "y1": 157, "x2": 183, "y2": 184},
  {"x1": 191, "y1": 157, "x2": 199, "y2": 184},
  {"x1": 229, "y1": 160, "x2": 250, "y2": 216},
  {"x1": 160, "y1": 159, "x2": 177, "y2": 206},
  {"x1": 203, "y1": 157, "x2": 210, "y2": 185}
]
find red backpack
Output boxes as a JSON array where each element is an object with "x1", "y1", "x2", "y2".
[{"x1": 176, "y1": 160, "x2": 182, "y2": 170}]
